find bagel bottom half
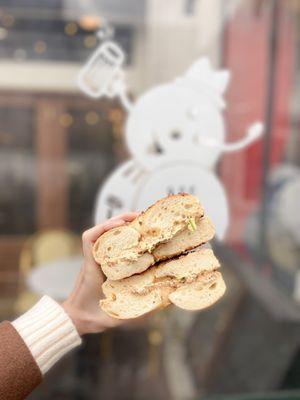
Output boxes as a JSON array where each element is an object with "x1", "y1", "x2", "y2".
[{"x1": 100, "y1": 248, "x2": 226, "y2": 319}]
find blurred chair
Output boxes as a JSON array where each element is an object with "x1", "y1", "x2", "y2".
[{"x1": 15, "y1": 230, "x2": 81, "y2": 315}]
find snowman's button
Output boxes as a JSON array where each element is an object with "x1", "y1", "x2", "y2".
[{"x1": 170, "y1": 130, "x2": 181, "y2": 140}]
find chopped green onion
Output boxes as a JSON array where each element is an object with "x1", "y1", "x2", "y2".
[{"x1": 187, "y1": 217, "x2": 197, "y2": 232}]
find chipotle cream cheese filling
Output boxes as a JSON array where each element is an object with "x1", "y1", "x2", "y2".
[
  {"x1": 130, "y1": 270, "x2": 219, "y2": 296},
  {"x1": 104, "y1": 216, "x2": 201, "y2": 267}
]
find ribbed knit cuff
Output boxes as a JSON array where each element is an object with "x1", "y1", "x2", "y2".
[{"x1": 12, "y1": 296, "x2": 82, "y2": 375}]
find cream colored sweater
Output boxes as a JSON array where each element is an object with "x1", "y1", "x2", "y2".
[{"x1": 12, "y1": 296, "x2": 82, "y2": 375}]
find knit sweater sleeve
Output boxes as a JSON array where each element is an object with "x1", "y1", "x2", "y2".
[{"x1": 0, "y1": 296, "x2": 82, "y2": 400}]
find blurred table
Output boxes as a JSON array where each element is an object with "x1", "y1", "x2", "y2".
[{"x1": 27, "y1": 255, "x2": 83, "y2": 301}]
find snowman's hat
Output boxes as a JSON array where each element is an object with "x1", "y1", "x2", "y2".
[{"x1": 176, "y1": 58, "x2": 230, "y2": 109}]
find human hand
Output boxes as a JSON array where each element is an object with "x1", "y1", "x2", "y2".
[{"x1": 62, "y1": 213, "x2": 139, "y2": 336}]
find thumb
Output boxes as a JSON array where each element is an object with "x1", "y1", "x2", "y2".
[{"x1": 82, "y1": 218, "x2": 126, "y2": 265}]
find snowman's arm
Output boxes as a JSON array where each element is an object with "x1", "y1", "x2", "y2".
[
  {"x1": 107, "y1": 72, "x2": 134, "y2": 112},
  {"x1": 118, "y1": 86, "x2": 134, "y2": 112},
  {"x1": 199, "y1": 122, "x2": 264, "y2": 152},
  {"x1": 222, "y1": 122, "x2": 264, "y2": 152}
]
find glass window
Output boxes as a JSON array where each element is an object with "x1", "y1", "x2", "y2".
[{"x1": 0, "y1": 1, "x2": 300, "y2": 399}]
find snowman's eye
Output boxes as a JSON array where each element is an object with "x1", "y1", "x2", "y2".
[
  {"x1": 148, "y1": 141, "x2": 164, "y2": 154},
  {"x1": 170, "y1": 130, "x2": 181, "y2": 140}
]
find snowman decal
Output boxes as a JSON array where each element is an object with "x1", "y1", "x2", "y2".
[{"x1": 78, "y1": 40, "x2": 263, "y2": 239}]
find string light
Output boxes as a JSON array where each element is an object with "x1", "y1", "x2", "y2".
[
  {"x1": 85, "y1": 111, "x2": 99, "y2": 125},
  {"x1": 64, "y1": 22, "x2": 78, "y2": 36},
  {"x1": 59, "y1": 113, "x2": 73, "y2": 128},
  {"x1": 84, "y1": 35, "x2": 97, "y2": 48},
  {"x1": 2, "y1": 14, "x2": 14, "y2": 27},
  {"x1": 109, "y1": 108, "x2": 124, "y2": 138},
  {"x1": 34, "y1": 40, "x2": 47, "y2": 54},
  {"x1": 79, "y1": 15, "x2": 101, "y2": 31},
  {"x1": 108, "y1": 109, "x2": 123, "y2": 123}
]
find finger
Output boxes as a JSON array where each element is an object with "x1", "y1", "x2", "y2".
[
  {"x1": 115, "y1": 212, "x2": 140, "y2": 222},
  {"x1": 107, "y1": 212, "x2": 138, "y2": 221},
  {"x1": 82, "y1": 213, "x2": 139, "y2": 246},
  {"x1": 82, "y1": 218, "x2": 126, "y2": 265},
  {"x1": 82, "y1": 218, "x2": 125, "y2": 244}
]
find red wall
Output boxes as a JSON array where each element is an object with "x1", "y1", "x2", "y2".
[{"x1": 221, "y1": 2, "x2": 294, "y2": 244}]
